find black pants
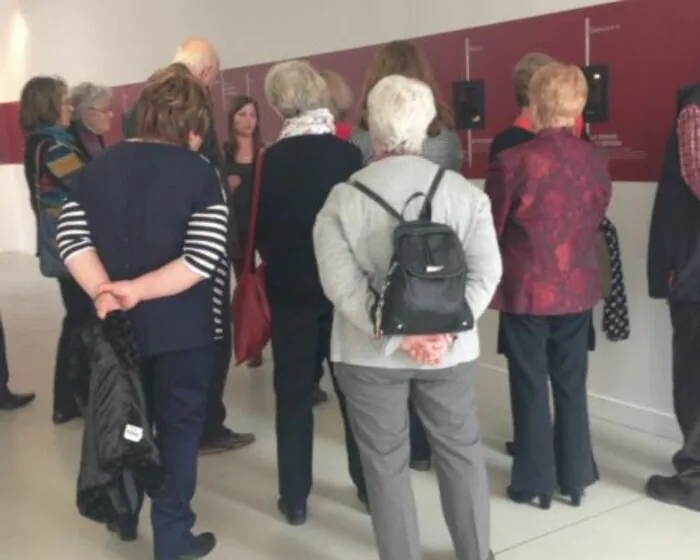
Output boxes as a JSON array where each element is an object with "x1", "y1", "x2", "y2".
[
  {"x1": 0, "y1": 316, "x2": 9, "y2": 390},
  {"x1": 201, "y1": 330, "x2": 232, "y2": 443},
  {"x1": 55, "y1": 278, "x2": 93, "y2": 415},
  {"x1": 501, "y1": 311, "x2": 598, "y2": 495},
  {"x1": 669, "y1": 302, "x2": 700, "y2": 482},
  {"x1": 270, "y1": 304, "x2": 365, "y2": 508},
  {"x1": 132, "y1": 345, "x2": 214, "y2": 560}
]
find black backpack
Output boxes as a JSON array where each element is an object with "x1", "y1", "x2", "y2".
[{"x1": 351, "y1": 168, "x2": 474, "y2": 337}]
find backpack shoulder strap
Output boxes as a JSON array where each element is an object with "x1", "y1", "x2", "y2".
[
  {"x1": 350, "y1": 180, "x2": 405, "y2": 223},
  {"x1": 419, "y1": 167, "x2": 447, "y2": 220}
]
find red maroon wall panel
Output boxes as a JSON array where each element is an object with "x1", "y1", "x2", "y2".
[{"x1": 1, "y1": 0, "x2": 699, "y2": 182}]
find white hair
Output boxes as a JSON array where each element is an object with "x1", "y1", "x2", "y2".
[
  {"x1": 264, "y1": 60, "x2": 329, "y2": 118},
  {"x1": 70, "y1": 82, "x2": 112, "y2": 119},
  {"x1": 367, "y1": 75, "x2": 436, "y2": 154}
]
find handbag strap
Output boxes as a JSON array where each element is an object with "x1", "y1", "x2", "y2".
[
  {"x1": 243, "y1": 148, "x2": 265, "y2": 273},
  {"x1": 33, "y1": 140, "x2": 47, "y2": 209},
  {"x1": 418, "y1": 167, "x2": 446, "y2": 220},
  {"x1": 349, "y1": 180, "x2": 405, "y2": 223}
]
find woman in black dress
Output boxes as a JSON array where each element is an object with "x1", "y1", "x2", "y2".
[{"x1": 223, "y1": 95, "x2": 264, "y2": 369}]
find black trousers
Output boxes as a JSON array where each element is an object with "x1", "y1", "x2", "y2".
[
  {"x1": 0, "y1": 316, "x2": 9, "y2": 390},
  {"x1": 131, "y1": 345, "x2": 214, "y2": 560},
  {"x1": 201, "y1": 329, "x2": 232, "y2": 443},
  {"x1": 501, "y1": 311, "x2": 598, "y2": 495},
  {"x1": 669, "y1": 302, "x2": 700, "y2": 482},
  {"x1": 270, "y1": 304, "x2": 365, "y2": 508},
  {"x1": 55, "y1": 278, "x2": 93, "y2": 415}
]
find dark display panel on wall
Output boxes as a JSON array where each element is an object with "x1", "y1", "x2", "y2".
[
  {"x1": 1, "y1": 0, "x2": 698, "y2": 181},
  {"x1": 453, "y1": 80, "x2": 486, "y2": 131}
]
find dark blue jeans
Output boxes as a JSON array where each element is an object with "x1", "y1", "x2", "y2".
[{"x1": 141, "y1": 344, "x2": 214, "y2": 560}]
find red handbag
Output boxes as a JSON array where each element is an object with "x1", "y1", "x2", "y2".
[{"x1": 231, "y1": 149, "x2": 271, "y2": 365}]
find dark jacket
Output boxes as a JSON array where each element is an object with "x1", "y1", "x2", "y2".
[
  {"x1": 485, "y1": 128, "x2": 612, "y2": 315},
  {"x1": 68, "y1": 120, "x2": 106, "y2": 162},
  {"x1": 69, "y1": 141, "x2": 223, "y2": 356},
  {"x1": 77, "y1": 313, "x2": 164, "y2": 525},
  {"x1": 647, "y1": 85, "x2": 700, "y2": 301},
  {"x1": 256, "y1": 134, "x2": 363, "y2": 308}
]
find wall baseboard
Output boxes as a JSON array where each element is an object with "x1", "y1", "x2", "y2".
[{"x1": 477, "y1": 361, "x2": 681, "y2": 443}]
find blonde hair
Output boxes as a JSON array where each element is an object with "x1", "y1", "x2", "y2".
[
  {"x1": 529, "y1": 62, "x2": 588, "y2": 129},
  {"x1": 264, "y1": 60, "x2": 329, "y2": 118},
  {"x1": 513, "y1": 53, "x2": 555, "y2": 107},
  {"x1": 319, "y1": 69, "x2": 353, "y2": 121}
]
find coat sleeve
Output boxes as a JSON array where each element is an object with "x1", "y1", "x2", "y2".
[
  {"x1": 483, "y1": 156, "x2": 513, "y2": 238},
  {"x1": 313, "y1": 185, "x2": 376, "y2": 337},
  {"x1": 457, "y1": 191, "x2": 503, "y2": 321}
]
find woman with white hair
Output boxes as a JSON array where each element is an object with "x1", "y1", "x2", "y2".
[
  {"x1": 256, "y1": 60, "x2": 367, "y2": 525},
  {"x1": 313, "y1": 74, "x2": 501, "y2": 560},
  {"x1": 69, "y1": 82, "x2": 113, "y2": 160}
]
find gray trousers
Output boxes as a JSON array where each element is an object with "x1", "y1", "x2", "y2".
[{"x1": 336, "y1": 361, "x2": 491, "y2": 560}]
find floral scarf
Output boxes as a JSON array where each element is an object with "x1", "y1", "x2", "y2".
[{"x1": 278, "y1": 108, "x2": 335, "y2": 139}]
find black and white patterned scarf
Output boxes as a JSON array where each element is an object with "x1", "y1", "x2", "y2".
[{"x1": 601, "y1": 218, "x2": 630, "y2": 341}]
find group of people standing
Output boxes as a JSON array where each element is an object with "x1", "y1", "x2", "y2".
[{"x1": 2, "y1": 27, "x2": 693, "y2": 560}]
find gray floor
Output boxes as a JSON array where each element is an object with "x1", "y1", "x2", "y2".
[{"x1": 0, "y1": 253, "x2": 697, "y2": 559}]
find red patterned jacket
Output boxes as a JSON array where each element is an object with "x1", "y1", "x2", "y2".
[{"x1": 485, "y1": 128, "x2": 612, "y2": 315}]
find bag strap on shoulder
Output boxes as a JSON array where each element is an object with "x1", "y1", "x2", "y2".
[
  {"x1": 350, "y1": 180, "x2": 405, "y2": 223},
  {"x1": 419, "y1": 168, "x2": 447, "y2": 220}
]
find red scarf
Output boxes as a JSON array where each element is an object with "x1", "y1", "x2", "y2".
[{"x1": 514, "y1": 114, "x2": 585, "y2": 137}]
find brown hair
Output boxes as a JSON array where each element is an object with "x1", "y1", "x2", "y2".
[
  {"x1": 357, "y1": 41, "x2": 453, "y2": 136},
  {"x1": 135, "y1": 63, "x2": 212, "y2": 146},
  {"x1": 319, "y1": 69, "x2": 353, "y2": 121},
  {"x1": 529, "y1": 62, "x2": 588, "y2": 129},
  {"x1": 19, "y1": 76, "x2": 68, "y2": 131},
  {"x1": 223, "y1": 95, "x2": 263, "y2": 157},
  {"x1": 513, "y1": 53, "x2": 555, "y2": 108}
]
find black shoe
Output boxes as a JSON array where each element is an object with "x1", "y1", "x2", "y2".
[
  {"x1": 410, "y1": 458, "x2": 432, "y2": 472},
  {"x1": 312, "y1": 386, "x2": 329, "y2": 406},
  {"x1": 277, "y1": 498, "x2": 307, "y2": 526},
  {"x1": 107, "y1": 517, "x2": 138, "y2": 542},
  {"x1": 505, "y1": 441, "x2": 515, "y2": 457},
  {"x1": 179, "y1": 532, "x2": 217, "y2": 559},
  {"x1": 0, "y1": 389, "x2": 35, "y2": 411},
  {"x1": 645, "y1": 474, "x2": 700, "y2": 512},
  {"x1": 507, "y1": 486, "x2": 552, "y2": 510},
  {"x1": 560, "y1": 488, "x2": 585, "y2": 507},
  {"x1": 52, "y1": 408, "x2": 81, "y2": 425},
  {"x1": 200, "y1": 427, "x2": 256, "y2": 455}
]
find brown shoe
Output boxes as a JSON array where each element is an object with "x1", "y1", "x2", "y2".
[
  {"x1": 645, "y1": 474, "x2": 700, "y2": 512},
  {"x1": 200, "y1": 428, "x2": 256, "y2": 455}
]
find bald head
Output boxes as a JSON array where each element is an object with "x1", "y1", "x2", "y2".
[{"x1": 173, "y1": 37, "x2": 220, "y2": 87}]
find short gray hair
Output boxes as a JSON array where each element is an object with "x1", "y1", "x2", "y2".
[
  {"x1": 70, "y1": 82, "x2": 112, "y2": 119},
  {"x1": 264, "y1": 60, "x2": 329, "y2": 118},
  {"x1": 367, "y1": 75, "x2": 436, "y2": 155}
]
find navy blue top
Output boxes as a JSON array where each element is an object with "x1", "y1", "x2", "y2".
[{"x1": 57, "y1": 141, "x2": 229, "y2": 357}]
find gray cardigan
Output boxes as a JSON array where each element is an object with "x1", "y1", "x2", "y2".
[
  {"x1": 350, "y1": 126, "x2": 464, "y2": 171},
  {"x1": 313, "y1": 155, "x2": 502, "y2": 370}
]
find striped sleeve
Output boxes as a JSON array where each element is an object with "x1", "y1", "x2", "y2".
[
  {"x1": 56, "y1": 200, "x2": 94, "y2": 262},
  {"x1": 183, "y1": 204, "x2": 229, "y2": 279}
]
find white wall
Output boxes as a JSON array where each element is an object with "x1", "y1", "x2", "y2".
[{"x1": 4, "y1": 0, "x2": 676, "y2": 440}]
